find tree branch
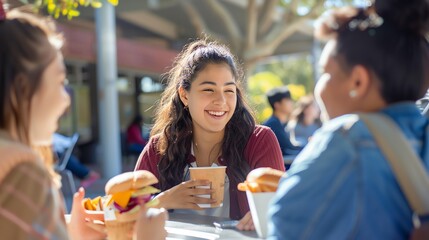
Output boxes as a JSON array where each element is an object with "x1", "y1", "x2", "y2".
[
  {"x1": 180, "y1": 0, "x2": 224, "y2": 41},
  {"x1": 258, "y1": 0, "x2": 278, "y2": 35},
  {"x1": 282, "y1": 0, "x2": 300, "y2": 23},
  {"x1": 244, "y1": 17, "x2": 309, "y2": 61},
  {"x1": 246, "y1": 0, "x2": 258, "y2": 50},
  {"x1": 206, "y1": 0, "x2": 242, "y2": 49},
  {"x1": 249, "y1": 0, "x2": 323, "y2": 61},
  {"x1": 303, "y1": 0, "x2": 325, "y2": 19},
  {"x1": 262, "y1": 0, "x2": 299, "y2": 44}
]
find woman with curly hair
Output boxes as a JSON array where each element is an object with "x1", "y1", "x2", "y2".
[
  {"x1": 269, "y1": 0, "x2": 429, "y2": 238},
  {"x1": 135, "y1": 39, "x2": 285, "y2": 230}
]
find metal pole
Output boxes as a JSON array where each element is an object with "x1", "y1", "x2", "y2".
[{"x1": 95, "y1": 1, "x2": 122, "y2": 178}]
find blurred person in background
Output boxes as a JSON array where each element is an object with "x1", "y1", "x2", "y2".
[
  {"x1": 53, "y1": 132, "x2": 100, "y2": 188},
  {"x1": 286, "y1": 94, "x2": 321, "y2": 148},
  {"x1": 263, "y1": 86, "x2": 303, "y2": 156},
  {"x1": 126, "y1": 114, "x2": 147, "y2": 154}
]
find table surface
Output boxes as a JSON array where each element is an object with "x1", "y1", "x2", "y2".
[{"x1": 166, "y1": 212, "x2": 263, "y2": 240}]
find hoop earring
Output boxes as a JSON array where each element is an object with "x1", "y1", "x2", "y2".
[{"x1": 349, "y1": 90, "x2": 357, "y2": 98}]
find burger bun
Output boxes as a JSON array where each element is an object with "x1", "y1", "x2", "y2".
[{"x1": 105, "y1": 170, "x2": 158, "y2": 195}]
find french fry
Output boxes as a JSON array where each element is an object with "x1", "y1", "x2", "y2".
[{"x1": 83, "y1": 198, "x2": 96, "y2": 210}]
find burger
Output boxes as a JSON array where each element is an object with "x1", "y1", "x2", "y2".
[
  {"x1": 237, "y1": 167, "x2": 284, "y2": 192},
  {"x1": 104, "y1": 170, "x2": 160, "y2": 221}
]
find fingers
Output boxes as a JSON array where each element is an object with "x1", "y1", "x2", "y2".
[
  {"x1": 149, "y1": 208, "x2": 168, "y2": 225},
  {"x1": 184, "y1": 179, "x2": 211, "y2": 188},
  {"x1": 149, "y1": 209, "x2": 168, "y2": 240},
  {"x1": 71, "y1": 187, "x2": 85, "y2": 216},
  {"x1": 68, "y1": 187, "x2": 108, "y2": 240},
  {"x1": 192, "y1": 196, "x2": 216, "y2": 205},
  {"x1": 73, "y1": 187, "x2": 85, "y2": 205},
  {"x1": 190, "y1": 188, "x2": 214, "y2": 196},
  {"x1": 73, "y1": 187, "x2": 105, "y2": 222},
  {"x1": 83, "y1": 210, "x2": 105, "y2": 222},
  {"x1": 138, "y1": 205, "x2": 168, "y2": 222},
  {"x1": 135, "y1": 207, "x2": 168, "y2": 240},
  {"x1": 85, "y1": 220, "x2": 106, "y2": 234},
  {"x1": 162, "y1": 180, "x2": 215, "y2": 209},
  {"x1": 236, "y1": 212, "x2": 255, "y2": 231},
  {"x1": 137, "y1": 204, "x2": 149, "y2": 221}
]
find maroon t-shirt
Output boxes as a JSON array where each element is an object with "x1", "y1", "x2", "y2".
[{"x1": 134, "y1": 125, "x2": 285, "y2": 219}]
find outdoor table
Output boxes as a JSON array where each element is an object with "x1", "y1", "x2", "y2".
[{"x1": 166, "y1": 212, "x2": 263, "y2": 240}]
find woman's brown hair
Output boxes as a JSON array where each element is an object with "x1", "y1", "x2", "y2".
[
  {"x1": 0, "y1": 6, "x2": 63, "y2": 185},
  {"x1": 0, "y1": 7, "x2": 63, "y2": 145}
]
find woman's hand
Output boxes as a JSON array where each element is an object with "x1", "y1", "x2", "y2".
[
  {"x1": 68, "y1": 187, "x2": 107, "y2": 240},
  {"x1": 155, "y1": 179, "x2": 216, "y2": 209},
  {"x1": 236, "y1": 211, "x2": 255, "y2": 231},
  {"x1": 134, "y1": 206, "x2": 168, "y2": 240}
]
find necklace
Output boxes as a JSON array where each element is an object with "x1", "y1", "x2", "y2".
[{"x1": 193, "y1": 142, "x2": 221, "y2": 166}]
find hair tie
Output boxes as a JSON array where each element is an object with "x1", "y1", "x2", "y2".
[{"x1": 348, "y1": 6, "x2": 384, "y2": 31}]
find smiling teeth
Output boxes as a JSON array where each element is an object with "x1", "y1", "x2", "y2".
[{"x1": 208, "y1": 111, "x2": 225, "y2": 116}]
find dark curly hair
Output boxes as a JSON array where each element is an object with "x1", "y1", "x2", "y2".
[
  {"x1": 315, "y1": 0, "x2": 429, "y2": 103},
  {"x1": 150, "y1": 39, "x2": 255, "y2": 191}
]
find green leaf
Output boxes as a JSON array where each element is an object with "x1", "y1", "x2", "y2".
[
  {"x1": 54, "y1": 8, "x2": 60, "y2": 18},
  {"x1": 69, "y1": 9, "x2": 80, "y2": 16},
  {"x1": 91, "y1": 0, "x2": 103, "y2": 8},
  {"x1": 20, "y1": 0, "x2": 118, "y2": 19},
  {"x1": 108, "y1": 0, "x2": 118, "y2": 6},
  {"x1": 47, "y1": 3, "x2": 56, "y2": 14}
]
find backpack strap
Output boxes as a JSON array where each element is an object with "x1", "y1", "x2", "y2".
[
  {"x1": 0, "y1": 137, "x2": 41, "y2": 184},
  {"x1": 358, "y1": 113, "x2": 429, "y2": 215}
]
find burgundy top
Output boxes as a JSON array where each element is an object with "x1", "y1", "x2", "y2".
[{"x1": 134, "y1": 125, "x2": 285, "y2": 219}]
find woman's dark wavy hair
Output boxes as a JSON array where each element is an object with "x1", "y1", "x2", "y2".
[
  {"x1": 151, "y1": 39, "x2": 255, "y2": 190},
  {"x1": 315, "y1": 0, "x2": 429, "y2": 103}
]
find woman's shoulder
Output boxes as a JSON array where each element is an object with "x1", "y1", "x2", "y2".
[
  {"x1": 0, "y1": 161, "x2": 66, "y2": 239},
  {"x1": 148, "y1": 133, "x2": 161, "y2": 145},
  {"x1": 247, "y1": 125, "x2": 278, "y2": 144},
  {"x1": 0, "y1": 160, "x2": 52, "y2": 205},
  {"x1": 0, "y1": 139, "x2": 46, "y2": 182},
  {"x1": 253, "y1": 125, "x2": 274, "y2": 135},
  {"x1": 135, "y1": 134, "x2": 162, "y2": 170}
]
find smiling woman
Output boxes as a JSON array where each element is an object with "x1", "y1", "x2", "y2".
[
  {"x1": 0, "y1": 4, "x2": 167, "y2": 240},
  {"x1": 134, "y1": 39, "x2": 285, "y2": 229}
]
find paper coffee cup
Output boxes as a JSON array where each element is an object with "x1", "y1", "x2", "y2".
[
  {"x1": 189, "y1": 166, "x2": 226, "y2": 208},
  {"x1": 246, "y1": 191, "x2": 276, "y2": 238}
]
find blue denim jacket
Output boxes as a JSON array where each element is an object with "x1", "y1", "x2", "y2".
[{"x1": 268, "y1": 102, "x2": 429, "y2": 240}]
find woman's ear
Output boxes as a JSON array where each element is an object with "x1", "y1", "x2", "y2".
[
  {"x1": 348, "y1": 65, "x2": 371, "y2": 99},
  {"x1": 178, "y1": 86, "x2": 189, "y2": 106}
]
